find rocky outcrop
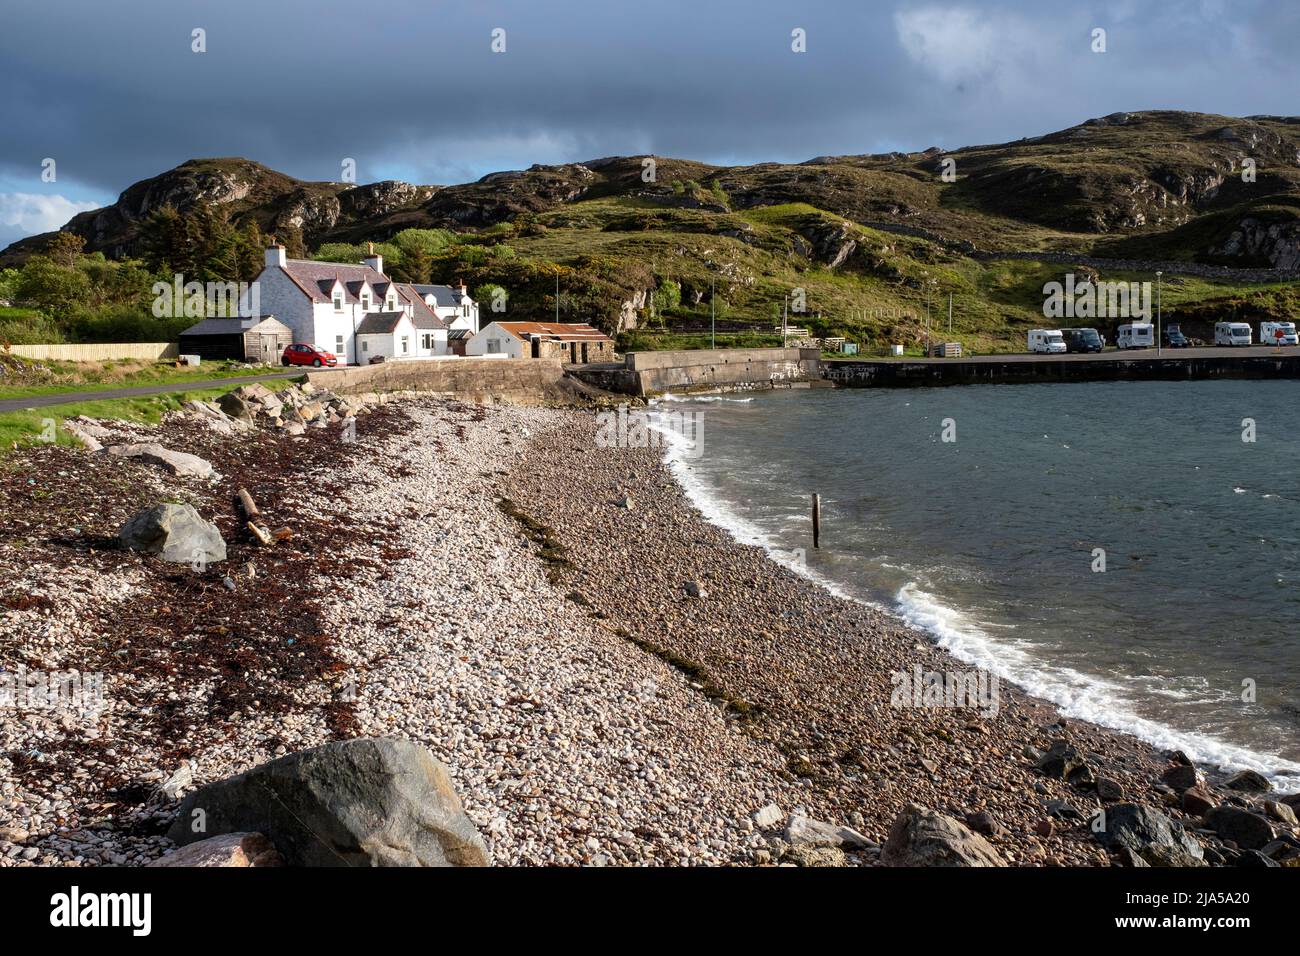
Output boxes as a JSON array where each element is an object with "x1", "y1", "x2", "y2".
[
  {"x1": 881, "y1": 804, "x2": 1006, "y2": 867},
  {"x1": 1210, "y1": 217, "x2": 1300, "y2": 270},
  {"x1": 119, "y1": 503, "x2": 227, "y2": 564},
  {"x1": 166, "y1": 738, "x2": 491, "y2": 867}
]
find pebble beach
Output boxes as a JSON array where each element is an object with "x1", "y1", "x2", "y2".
[{"x1": 1, "y1": 394, "x2": 1296, "y2": 867}]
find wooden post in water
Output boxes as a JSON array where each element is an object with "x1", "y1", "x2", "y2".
[{"x1": 812, "y1": 493, "x2": 821, "y2": 549}]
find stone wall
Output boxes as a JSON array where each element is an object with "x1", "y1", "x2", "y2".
[
  {"x1": 620, "y1": 347, "x2": 822, "y2": 396},
  {"x1": 304, "y1": 357, "x2": 571, "y2": 404}
]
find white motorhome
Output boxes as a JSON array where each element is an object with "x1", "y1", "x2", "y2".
[
  {"x1": 1260, "y1": 321, "x2": 1298, "y2": 346},
  {"x1": 1116, "y1": 323, "x2": 1155, "y2": 349},
  {"x1": 1028, "y1": 329, "x2": 1067, "y2": 354},
  {"x1": 1215, "y1": 322, "x2": 1252, "y2": 346}
]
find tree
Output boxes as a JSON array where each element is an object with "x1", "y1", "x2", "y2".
[
  {"x1": 16, "y1": 257, "x2": 91, "y2": 319},
  {"x1": 46, "y1": 232, "x2": 86, "y2": 268}
]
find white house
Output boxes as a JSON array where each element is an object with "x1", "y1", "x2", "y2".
[
  {"x1": 408, "y1": 283, "x2": 480, "y2": 334},
  {"x1": 239, "y1": 244, "x2": 465, "y2": 364}
]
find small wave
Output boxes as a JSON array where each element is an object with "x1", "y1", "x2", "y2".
[
  {"x1": 895, "y1": 583, "x2": 1300, "y2": 790},
  {"x1": 653, "y1": 393, "x2": 755, "y2": 404}
]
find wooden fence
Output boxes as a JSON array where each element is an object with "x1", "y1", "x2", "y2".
[{"x1": 5, "y1": 342, "x2": 180, "y2": 362}]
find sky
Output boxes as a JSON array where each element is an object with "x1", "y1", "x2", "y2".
[{"x1": 1, "y1": 0, "x2": 1298, "y2": 250}]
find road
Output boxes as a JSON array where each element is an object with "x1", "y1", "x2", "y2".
[{"x1": 0, "y1": 372, "x2": 300, "y2": 414}]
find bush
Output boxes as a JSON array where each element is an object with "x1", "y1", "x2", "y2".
[{"x1": 0, "y1": 309, "x2": 65, "y2": 345}]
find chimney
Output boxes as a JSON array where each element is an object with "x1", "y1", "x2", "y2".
[
  {"x1": 458, "y1": 278, "x2": 468, "y2": 294},
  {"x1": 266, "y1": 242, "x2": 286, "y2": 268},
  {"x1": 363, "y1": 242, "x2": 383, "y2": 276}
]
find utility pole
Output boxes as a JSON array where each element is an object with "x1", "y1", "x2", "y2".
[
  {"x1": 948, "y1": 292, "x2": 953, "y2": 334},
  {"x1": 782, "y1": 294, "x2": 788, "y2": 345},
  {"x1": 711, "y1": 277, "x2": 716, "y2": 349},
  {"x1": 555, "y1": 271, "x2": 560, "y2": 324},
  {"x1": 1156, "y1": 270, "x2": 1163, "y2": 356}
]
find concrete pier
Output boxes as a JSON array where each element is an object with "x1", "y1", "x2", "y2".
[{"x1": 824, "y1": 347, "x2": 1300, "y2": 387}]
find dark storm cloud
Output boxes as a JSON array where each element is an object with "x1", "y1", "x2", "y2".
[{"x1": 1, "y1": 0, "x2": 1298, "y2": 247}]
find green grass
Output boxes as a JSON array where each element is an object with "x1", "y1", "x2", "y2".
[
  {"x1": 0, "y1": 358, "x2": 273, "y2": 401},
  {"x1": 0, "y1": 377, "x2": 298, "y2": 456}
]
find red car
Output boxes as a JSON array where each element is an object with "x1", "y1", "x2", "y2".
[{"x1": 281, "y1": 343, "x2": 338, "y2": 368}]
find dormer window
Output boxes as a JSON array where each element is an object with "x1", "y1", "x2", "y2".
[
  {"x1": 361, "y1": 293, "x2": 370, "y2": 310},
  {"x1": 333, "y1": 293, "x2": 343, "y2": 312},
  {"x1": 387, "y1": 297, "x2": 395, "y2": 309}
]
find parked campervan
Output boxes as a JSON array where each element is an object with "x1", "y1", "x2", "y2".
[
  {"x1": 1027, "y1": 329, "x2": 1067, "y2": 354},
  {"x1": 1260, "y1": 321, "x2": 1298, "y2": 346},
  {"x1": 1116, "y1": 323, "x2": 1155, "y2": 349},
  {"x1": 1214, "y1": 322, "x2": 1252, "y2": 346}
]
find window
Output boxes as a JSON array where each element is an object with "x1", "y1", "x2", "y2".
[
  {"x1": 400, "y1": 336, "x2": 409, "y2": 355},
  {"x1": 336, "y1": 335, "x2": 344, "y2": 356},
  {"x1": 387, "y1": 297, "x2": 395, "y2": 309},
  {"x1": 421, "y1": 334, "x2": 434, "y2": 350},
  {"x1": 361, "y1": 340, "x2": 369, "y2": 353},
  {"x1": 333, "y1": 294, "x2": 343, "y2": 312},
  {"x1": 361, "y1": 294, "x2": 370, "y2": 310},
  {"x1": 487, "y1": 339, "x2": 500, "y2": 354}
]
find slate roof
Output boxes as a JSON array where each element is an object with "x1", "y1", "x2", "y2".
[
  {"x1": 279, "y1": 259, "x2": 385, "y2": 304},
  {"x1": 410, "y1": 283, "x2": 470, "y2": 307},
  {"x1": 180, "y1": 315, "x2": 290, "y2": 336},
  {"x1": 355, "y1": 312, "x2": 409, "y2": 335}
]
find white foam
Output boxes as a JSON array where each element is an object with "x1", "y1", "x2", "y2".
[
  {"x1": 652, "y1": 404, "x2": 1300, "y2": 791},
  {"x1": 894, "y1": 584, "x2": 1300, "y2": 790},
  {"x1": 653, "y1": 393, "x2": 755, "y2": 404}
]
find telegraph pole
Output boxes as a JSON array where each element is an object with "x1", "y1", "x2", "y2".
[
  {"x1": 711, "y1": 277, "x2": 716, "y2": 349},
  {"x1": 1156, "y1": 270, "x2": 1163, "y2": 356}
]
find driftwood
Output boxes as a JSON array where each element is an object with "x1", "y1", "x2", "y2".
[
  {"x1": 247, "y1": 521, "x2": 274, "y2": 546},
  {"x1": 237, "y1": 487, "x2": 260, "y2": 518}
]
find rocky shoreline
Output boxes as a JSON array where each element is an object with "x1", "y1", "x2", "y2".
[{"x1": 0, "y1": 392, "x2": 1296, "y2": 867}]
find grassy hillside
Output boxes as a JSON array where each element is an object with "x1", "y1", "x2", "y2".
[{"x1": 3, "y1": 110, "x2": 1298, "y2": 354}]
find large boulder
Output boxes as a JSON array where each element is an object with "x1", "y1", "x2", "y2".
[
  {"x1": 166, "y1": 738, "x2": 491, "y2": 867},
  {"x1": 119, "y1": 503, "x2": 226, "y2": 564},
  {"x1": 106, "y1": 442, "x2": 214, "y2": 478},
  {"x1": 1092, "y1": 804, "x2": 1205, "y2": 866},
  {"x1": 881, "y1": 804, "x2": 1006, "y2": 867}
]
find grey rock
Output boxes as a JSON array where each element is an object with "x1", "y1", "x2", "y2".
[
  {"x1": 166, "y1": 738, "x2": 490, "y2": 867},
  {"x1": 785, "y1": 812, "x2": 871, "y2": 850},
  {"x1": 1265, "y1": 800, "x2": 1298, "y2": 826},
  {"x1": 62, "y1": 420, "x2": 103, "y2": 452},
  {"x1": 217, "y1": 392, "x2": 254, "y2": 423},
  {"x1": 1224, "y1": 770, "x2": 1272, "y2": 793},
  {"x1": 1034, "y1": 739, "x2": 1093, "y2": 784},
  {"x1": 1161, "y1": 763, "x2": 1199, "y2": 792},
  {"x1": 1092, "y1": 804, "x2": 1205, "y2": 866},
  {"x1": 106, "y1": 442, "x2": 214, "y2": 479},
  {"x1": 1206, "y1": 806, "x2": 1276, "y2": 850},
  {"x1": 881, "y1": 803, "x2": 1006, "y2": 867},
  {"x1": 119, "y1": 504, "x2": 226, "y2": 564},
  {"x1": 752, "y1": 804, "x2": 783, "y2": 830}
]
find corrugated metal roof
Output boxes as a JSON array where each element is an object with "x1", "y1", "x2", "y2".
[{"x1": 494, "y1": 321, "x2": 612, "y2": 342}]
